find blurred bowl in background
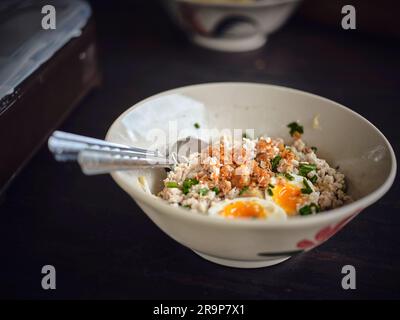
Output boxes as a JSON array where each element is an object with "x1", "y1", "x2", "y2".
[{"x1": 162, "y1": 0, "x2": 302, "y2": 52}]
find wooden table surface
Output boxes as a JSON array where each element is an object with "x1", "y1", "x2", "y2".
[{"x1": 1, "y1": 1, "x2": 399, "y2": 299}]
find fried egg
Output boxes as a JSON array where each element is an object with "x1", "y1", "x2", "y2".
[
  {"x1": 208, "y1": 197, "x2": 287, "y2": 221},
  {"x1": 268, "y1": 173, "x2": 315, "y2": 215}
]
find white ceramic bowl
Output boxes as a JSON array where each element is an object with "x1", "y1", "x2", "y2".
[
  {"x1": 106, "y1": 83, "x2": 396, "y2": 268},
  {"x1": 162, "y1": 0, "x2": 301, "y2": 52}
]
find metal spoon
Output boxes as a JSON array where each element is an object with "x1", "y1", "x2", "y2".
[
  {"x1": 48, "y1": 130, "x2": 161, "y2": 160},
  {"x1": 48, "y1": 131, "x2": 207, "y2": 175}
]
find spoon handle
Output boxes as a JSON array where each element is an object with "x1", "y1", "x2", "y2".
[
  {"x1": 48, "y1": 130, "x2": 161, "y2": 160},
  {"x1": 77, "y1": 149, "x2": 171, "y2": 175}
]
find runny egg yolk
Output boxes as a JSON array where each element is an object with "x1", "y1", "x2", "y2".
[
  {"x1": 221, "y1": 201, "x2": 266, "y2": 219},
  {"x1": 272, "y1": 183, "x2": 304, "y2": 215}
]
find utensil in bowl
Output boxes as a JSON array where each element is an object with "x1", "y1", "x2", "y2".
[
  {"x1": 48, "y1": 131, "x2": 207, "y2": 175},
  {"x1": 48, "y1": 130, "x2": 161, "y2": 160}
]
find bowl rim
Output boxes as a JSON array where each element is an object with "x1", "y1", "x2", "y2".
[
  {"x1": 106, "y1": 82, "x2": 397, "y2": 229},
  {"x1": 173, "y1": 0, "x2": 300, "y2": 8}
]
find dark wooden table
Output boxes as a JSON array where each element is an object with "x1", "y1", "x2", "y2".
[{"x1": 1, "y1": 1, "x2": 399, "y2": 299}]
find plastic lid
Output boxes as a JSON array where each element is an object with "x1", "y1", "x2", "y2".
[{"x1": 0, "y1": 0, "x2": 92, "y2": 100}]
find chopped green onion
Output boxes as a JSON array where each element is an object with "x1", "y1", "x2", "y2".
[
  {"x1": 166, "y1": 181, "x2": 179, "y2": 188},
  {"x1": 182, "y1": 178, "x2": 199, "y2": 195},
  {"x1": 268, "y1": 183, "x2": 275, "y2": 189},
  {"x1": 239, "y1": 186, "x2": 249, "y2": 195},
  {"x1": 211, "y1": 187, "x2": 220, "y2": 194},
  {"x1": 271, "y1": 155, "x2": 282, "y2": 172},
  {"x1": 298, "y1": 163, "x2": 317, "y2": 177},
  {"x1": 183, "y1": 205, "x2": 191, "y2": 209},
  {"x1": 287, "y1": 122, "x2": 304, "y2": 137},
  {"x1": 284, "y1": 173, "x2": 294, "y2": 181},
  {"x1": 301, "y1": 178, "x2": 313, "y2": 194},
  {"x1": 199, "y1": 188, "x2": 209, "y2": 196},
  {"x1": 299, "y1": 205, "x2": 312, "y2": 215},
  {"x1": 311, "y1": 146, "x2": 318, "y2": 152},
  {"x1": 310, "y1": 175, "x2": 318, "y2": 184},
  {"x1": 267, "y1": 188, "x2": 273, "y2": 196},
  {"x1": 194, "y1": 122, "x2": 200, "y2": 129},
  {"x1": 299, "y1": 203, "x2": 320, "y2": 215}
]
